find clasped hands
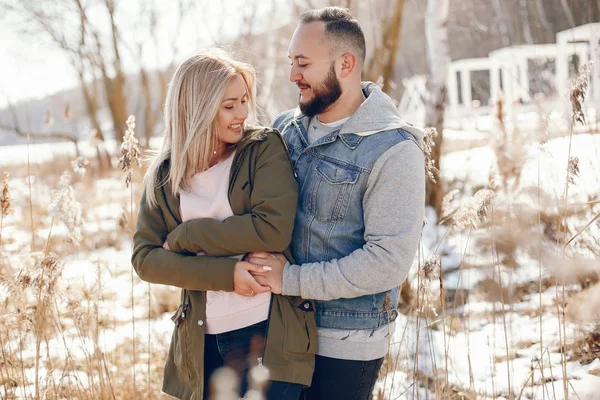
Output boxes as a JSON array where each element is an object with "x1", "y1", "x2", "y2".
[
  {"x1": 162, "y1": 241, "x2": 285, "y2": 297},
  {"x1": 233, "y1": 252, "x2": 286, "y2": 297}
]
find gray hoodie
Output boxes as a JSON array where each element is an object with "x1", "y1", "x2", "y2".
[{"x1": 282, "y1": 82, "x2": 426, "y2": 360}]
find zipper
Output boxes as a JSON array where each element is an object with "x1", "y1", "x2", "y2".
[
  {"x1": 227, "y1": 136, "x2": 264, "y2": 199},
  {"x1": 260, "y1": 294, "x2": 275, "y2": 367}
]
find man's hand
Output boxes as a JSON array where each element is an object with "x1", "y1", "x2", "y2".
[
  {"x1": 233, "y1": 262, "x2": 271, "y2": 297},
  {"x1": 246, "y1": 252, "x2": 287, "y2": 294},
  {"x1": 162, "y1": 241, "x2": 170, "y2": 251}
]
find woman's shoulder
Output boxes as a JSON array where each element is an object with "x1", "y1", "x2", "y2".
[
  {"x1": 242, "y1": 125, "x2": 287, "y2": 151},
  {"x1": 148, "y1": 158, "x2": 175, "y2": 199},
  {"x1": 243, "y1": 125, "x2": 281, "y2": 140}
]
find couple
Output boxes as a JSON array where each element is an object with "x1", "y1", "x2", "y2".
[{"x1": 132, "y1": 6, "x2": 425, "y2": 400}]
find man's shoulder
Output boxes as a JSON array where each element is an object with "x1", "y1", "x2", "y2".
[
  {"x1": 272, "y1": 109, "x2": 297, "y2": 131},
  {"x1": 360, "y1": 127, "x2": 423, "y2": 152}
]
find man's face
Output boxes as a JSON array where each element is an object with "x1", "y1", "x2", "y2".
[{"x1": 288, "y1": 22, "x2": 342, "y2": 117}]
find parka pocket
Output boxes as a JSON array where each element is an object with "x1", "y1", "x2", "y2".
[
  {"x1": 170, "y1": 301, "x2": 195, "y2": 384},
  {"x1": 282, "y1": 297, "x2": 318, "y2": 355}
]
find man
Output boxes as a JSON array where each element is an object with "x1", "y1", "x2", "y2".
[{"x1": 249, "y1": 6, "x2": 425, "y2": 400}]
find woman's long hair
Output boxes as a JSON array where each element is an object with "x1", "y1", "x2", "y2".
[{"x1": 144, "y1": 48, "x2": 257, "y2": 206}]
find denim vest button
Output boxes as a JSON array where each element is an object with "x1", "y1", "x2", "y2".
[{"x1": 197, "y1": 320, "x2": 203, "y2": 326}]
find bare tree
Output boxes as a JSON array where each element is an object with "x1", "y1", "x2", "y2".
[
  {"x1": 559, "y1": 0, "x2": 577, "y2": 28},
  {"x1": 533, "y1": 0, "x2": 555, "y2": 43},
  {"x1": 365, "y1": 0, "x2": 406, "y2": 94},
  {"x1": 127, "y1": 0, "x2": 193, "y2": 145},
  {"x1": 492, "y1": 0, "x2": 511, "y2": 47},
  {"x1": 424, "y1": 0, "x2": 450, "y2": 216},
  {"x1": 2, "y1": 0, "x2": 202, "y2": 152},
  {"x1": 519, "y1": 0, "x2": 534, "y2": 44},
  {"x1": 252, "y1": 0, "x2": 285, "y2": 122},
  {"x1": 100, "y1": 0, "x2": 127, "y2": 144},
  {"x1": 0, "y1": 1, "x2": 116, "y2": 167},
  {"x1": 2, "y1": 0, "x2": 127, "y2": 143}
]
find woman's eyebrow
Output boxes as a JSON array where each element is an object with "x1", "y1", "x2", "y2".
[{"x1": 222, "y1": 92, "x2": 248, "y2": 102}]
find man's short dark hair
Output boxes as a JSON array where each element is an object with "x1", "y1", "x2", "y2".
[{"x1": 299, "y1": 7, "x2": 366, "y2": 65}]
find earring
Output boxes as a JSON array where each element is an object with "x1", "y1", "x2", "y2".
[{"x1": 213, "y1": 150, "x2": 217, "y2": 155}]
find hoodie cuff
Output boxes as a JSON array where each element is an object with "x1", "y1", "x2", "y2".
[{"x1": 282, "y1": 262, "x2": 301, "y2": 296}]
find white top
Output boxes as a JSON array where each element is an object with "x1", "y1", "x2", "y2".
[{"x1": 179, "y1": 151, "x2": 270, "y2": 334}]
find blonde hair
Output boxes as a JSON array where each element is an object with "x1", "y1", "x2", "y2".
[{"x1": 144, "y1": 48, "x2": 257, "y2": 207}]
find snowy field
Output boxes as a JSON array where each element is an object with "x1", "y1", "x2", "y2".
[
  {"x1": 0, "y1": 124, "x2": 599, "y2": 399},
  {"x1": 376, "y1": 130, "x2": 600, "y2": 399}
]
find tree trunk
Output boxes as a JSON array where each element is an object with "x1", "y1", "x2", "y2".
[
  {"x1": 257, "y1": 0, "x2": 281, "y2": 122},
  {"x1": 519, "y1": 0, "x2": 534, "y2": 45},
  {"x1": 492, "y1": 0, "x2": 511, "y2": 47},
  {"x1": 364, "y1": 0, "x2": 405, "y2": 94},
  {"x1": 381, "y1": 0, "x2": 405, "y2": 94},
  {"x1": 533, "y1": 0, "x2": 554, "y2": 43},
  {"x1": 102, "y1": 0, "x2": 127, "y2": 144},
  {"x1": 424, "y1": 0, "x2": 450, "y2": 218},
  {"x1": 77, "y1": 70, "x2": 105, "y2": 142},
  {"x1": 139, "y1": 67, "x2": 153, "y2": 146},
  {"x1": 109, "y1": 75, "x2": 127, "y2": 144},
  {"x1": 559, "y1": 0, "x2": 576, "y2": 28}
]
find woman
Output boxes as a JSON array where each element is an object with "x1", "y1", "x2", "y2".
[{"x1": 132, "y1": 49, "x2": 317, "y2": 400}]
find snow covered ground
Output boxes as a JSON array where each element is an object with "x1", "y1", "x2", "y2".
[
  {"x1": 376, "y1": 132, "x2": 600, "y2": 399},
  {"x1": 1, "y1": 126, "x2": 599, "y2": 399}
]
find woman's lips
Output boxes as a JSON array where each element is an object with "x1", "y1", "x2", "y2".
[{"x1": 228, "y1": 123, "x2": 243, "y2": 134}]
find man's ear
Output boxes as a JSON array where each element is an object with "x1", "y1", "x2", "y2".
[{"x1": 339, "y1": 53, "x2": 357, "y2": 78}]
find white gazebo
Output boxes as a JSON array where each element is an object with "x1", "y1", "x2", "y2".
[
  {"x1": 447, "y1": 58, "x2": 492, "y2": 107},
  {"x1": 398, "y1": 23, "x2": 600, "y2": 128},
  {"x1": 556, "y1": 23, "x2": 600, "y2": 105},
  {"x1": 488, "y1": 44, "x2": 561, "y2": 105}
]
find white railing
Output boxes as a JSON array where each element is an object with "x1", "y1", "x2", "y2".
[{"x1": 399, "y1": 23, "x2": 600, "y2": 129}]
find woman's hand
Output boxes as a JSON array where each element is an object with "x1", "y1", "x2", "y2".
[
  {"x1": 162, "y1": 241, "x2": 170, "y2": 250},
  {"x1": 233, "y1": 262, "x2": 271, "y2": 297},
  {"x1": 246, "y1": 252, "x2": 286, "y2": 294}
]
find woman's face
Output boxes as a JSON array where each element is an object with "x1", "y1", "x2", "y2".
[{"x1": 216, "y1": 73, "x2": 249, "y2": 145}]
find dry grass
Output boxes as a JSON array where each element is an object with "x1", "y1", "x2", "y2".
[
  {"x1": 0, "y1": 118, "x2": 166, "y2": 399},
  {"x1": 380, "y1": 63, "x2": 600, "y2": 400},
  {"x1": 2, "y1": 65, "x2": 600, "y2": 400}
]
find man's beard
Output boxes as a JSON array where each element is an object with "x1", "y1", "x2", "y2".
[{"x1": 298, "y1": 63, "x2": 342, "y2": 118}]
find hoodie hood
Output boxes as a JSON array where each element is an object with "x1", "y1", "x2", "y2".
[{"x1": 294, "y1": 81, "x2": 423, "y2": 145}]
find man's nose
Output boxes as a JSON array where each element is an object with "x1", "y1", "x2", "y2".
[{"x1": 289, "y1": 65, "x2": 302, "y2": 83}]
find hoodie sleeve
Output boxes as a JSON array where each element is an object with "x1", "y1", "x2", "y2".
[{"x1": 281, "y1": 139, "x2": 425, "y2": 300}]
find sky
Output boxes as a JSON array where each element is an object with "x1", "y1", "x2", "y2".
[{"x1": 0, "y1": 0, "x2": 291, "y2": 109}]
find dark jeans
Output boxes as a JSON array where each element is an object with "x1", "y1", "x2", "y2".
[
  {"x1": 203, "y1": 320, "x2": 303, "y2": 400},
  {"x1": 303, "y1": 355, "x2": 384, "y2": 400}
]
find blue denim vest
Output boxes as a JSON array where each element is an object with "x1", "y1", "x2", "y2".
[{"x1": 274, "y1": 110, "x2": 418, "y2": 330}]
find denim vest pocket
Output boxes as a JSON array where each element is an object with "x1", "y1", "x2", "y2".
[{"x1": 311, "y1": 160, "x2": 360, "y2": 223}]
